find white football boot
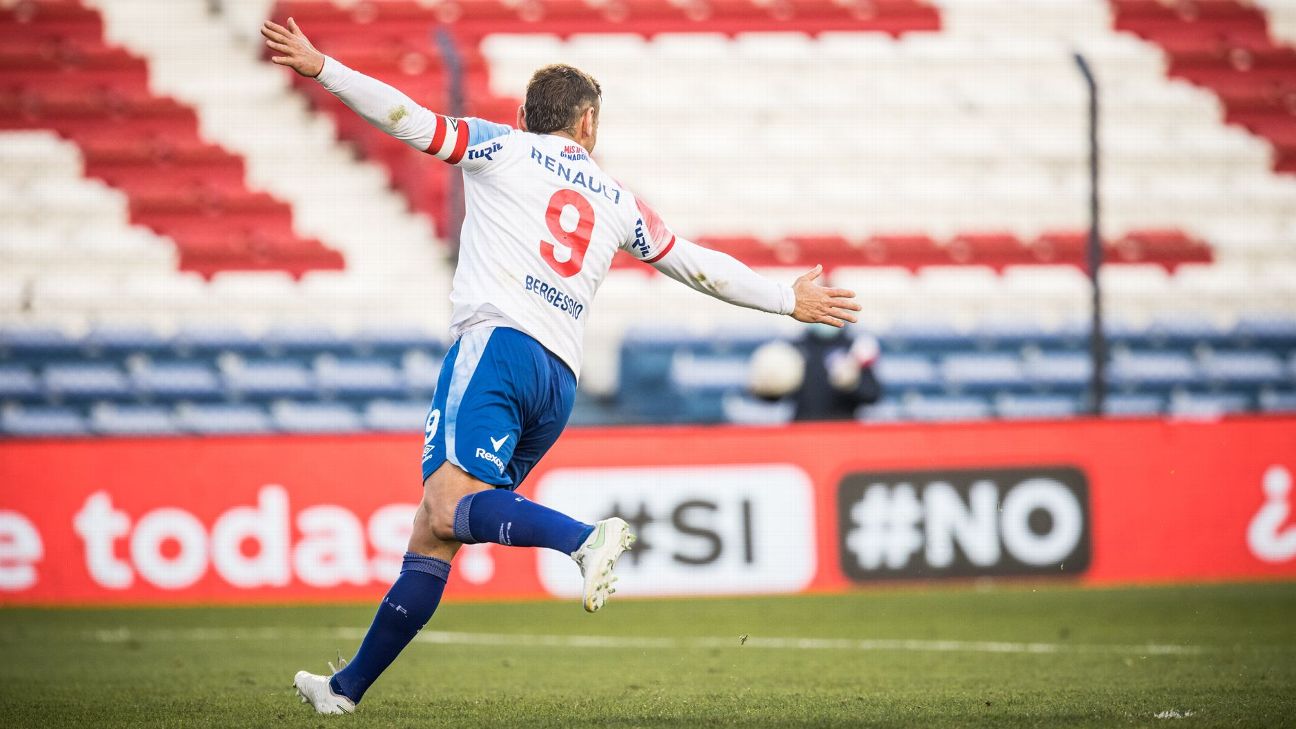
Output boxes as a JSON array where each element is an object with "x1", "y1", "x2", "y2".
[
  {"x1": 293, "y1": 661, "x2": 356, "y2": 715},
  {"x1": 571, "y1": 517, "x2": 636, "y2": 613}
]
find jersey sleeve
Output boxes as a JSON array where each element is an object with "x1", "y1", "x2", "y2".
[
  {"x1": 315, "y1": 55, "x2": 511, "y2": 174},
  {"x1": 426, "y1": 116, "x2": 513, "y2": 173},
  {"x1": 620, "y1": 195, "x2": 677, "y2": 263},
  {"x1": 625, "y1": 195, "x2": 795, "y2": 315},
  {"x1": 650, "y1": 235, "x2": 797, "y2": 316}
]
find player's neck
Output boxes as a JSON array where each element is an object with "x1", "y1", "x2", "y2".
[{"x1": 546, "y1": 130, "x2": 588, "y2": 151}]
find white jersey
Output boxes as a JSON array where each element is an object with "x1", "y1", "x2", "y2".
[
  {"x1": 315, "y1": 57, "x2": 795, "y2": 378},
  {"x1": 434, "y1": 119, "x2": 673, "y2": 376}
]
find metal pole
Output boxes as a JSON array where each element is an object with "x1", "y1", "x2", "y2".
[
  {"x1": 436, "y1": 27, "x2": 466, "y2": 258},
  {"x1": 1073, "y1": 53, "x2": 1105, "y2": 416}
]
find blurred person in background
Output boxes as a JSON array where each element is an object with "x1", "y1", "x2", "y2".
[{"x1": 736, "y1": 326, "x2": 882, "y2": 423}]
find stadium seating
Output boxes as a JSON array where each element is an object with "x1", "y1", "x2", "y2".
[
  {"x1": 994, "y1": 393, "x2": 1084, "y2": 420},
  {"x1": 0, "y1": 1, "x2": 343, "y2": 276},
  {"x1": 1, "y1": 405, "x2": 89, "y2": 436},
  {"x1": 1, "y1": 0, "x2": 1294, "y2": 434},
  {"x1": 89, "y1": 403, "x2": 179, "y2": 436},
  {"x1": 0, "y1": 292, "x2": 1292, "y2": 438},
  {"x1": 43, "y1": 313, "x2": 1274, "y2": 430}
]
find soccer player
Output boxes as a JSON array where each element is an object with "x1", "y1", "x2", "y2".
[{"x1": 262, "y1": 17, "x2": 861, "y2": 715}]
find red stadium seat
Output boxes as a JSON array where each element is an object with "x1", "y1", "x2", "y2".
[
  {"x1": 316, "y1": 48, "x2": 447, "y2": 77},
  {"x1": 524, "y1": 0, "x2": 607, "y2": 23},
  {"x1": 178, "y1": 234, "x2": 344, "y2": 278},
  {"x1": 272, "y1": 1, "x2": 361, "y2": 24},
  {"x1": 434, "y1": 0, "x2": 522, "y2": 24},
  {"x1": 780, "y1": 235, "x2": 856, "y2": 268},
  {"x1": 696, "y1": 235, "x2": 766, "y2": 254},
  {"x1": 6, "y1": 0, "x2": 100, "y2": 22},
  {"x1": 281, "y1": 0, "x2": 943, "y2": 38},
  {"x1": 948, "y1": 232, "x2": 1035, "y2": 271},
  {"x1": 607, "y1": 0, "x2": 692, "y2": 23},
  {"x1": 353, "y1": 1, "x2": 441, "y2": 23},
  {"x1": 1112, "y1": 229, "x2": 1213, "y2": 270},
  {"x1": 1167, "y1": 39, "x2": 1296, "y2": 73},
  {"x1": 1028, "y1": 230, "x2": 1179, "y2": 271},
  {"x1": 1114, "y1": 0, "x2": 1267, "y2": 37},
  {"x1": 1031, "y1": 230, "x2": 1093, "y2": 267},
  {"x1": 0, "y1": 44, "x2": 146, "y2": 74},
  {"x1": 862, "y1": 234, "x2": 951, "y2": 270},
  {"x1": 784, "y1": 235, "x2": 853, "y2": 258},
  {"x1": 306, "y1": 20, "x2": 440, "y2": 51},
  {"x1": 696, "y1": 0, "x2": 782, "y2": 21},
  {"x1": 0, "y1": 0, "x2": 102, "y2": 45}
]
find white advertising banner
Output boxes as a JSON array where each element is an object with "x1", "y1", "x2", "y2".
[{"x1": 535, "y1": 464, "x2": 817, "y2": 597}]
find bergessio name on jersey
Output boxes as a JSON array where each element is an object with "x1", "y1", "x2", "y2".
[
  {"x1": 529, "y1": 147, "x2": 621, "y2": 203},
  {"x1": 466, "y1": 142, "x2": 503, "y2": 162},
  {"x1": 524, "y1": 274, "x2": 585, "y2": 320}
]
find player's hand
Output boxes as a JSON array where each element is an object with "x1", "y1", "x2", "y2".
[
  {"x1": 790, "y1": 265, "x2": 860, "y2": 327},
  {"x1": 262, "y1": 17, "x2": 324, "y2": 78}
]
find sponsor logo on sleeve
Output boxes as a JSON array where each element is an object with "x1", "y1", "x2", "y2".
[
  {"x1": 629, "y1": 218, "x2": 651, "y2": 259},
  {"x1": 466, "y1": 141, "x2": 503, "y2": 162}
]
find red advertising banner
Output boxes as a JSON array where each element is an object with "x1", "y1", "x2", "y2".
[{"x1": 0, "y1": 417, "x2": 1293, "y2": 605}]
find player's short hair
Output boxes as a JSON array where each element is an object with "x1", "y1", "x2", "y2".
[{"x1": 524, "y1": 64, "x2": 602, "y2": 135}]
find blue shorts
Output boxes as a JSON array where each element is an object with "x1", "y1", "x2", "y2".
[{"x1": 421, "y1": 326, "x2": 576, "y2": 489}]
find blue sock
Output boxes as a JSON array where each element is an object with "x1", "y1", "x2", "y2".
[
  {"x1": 329, "y1": 553, "x2": 449, "y2": 704},
  {"x1": 454, "y1": 489, "x2": 594, "y2": 554}
]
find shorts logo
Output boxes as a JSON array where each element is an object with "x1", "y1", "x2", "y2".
[
  {"x1": 490, "y1": 434, "x2": 510, "y2": 452},
  {"x1": 561, "y1": 145, "x2": 588, "y2": 161},
  {"x1": 476, "y1": 448, "x2": 506, "y2": 473}
]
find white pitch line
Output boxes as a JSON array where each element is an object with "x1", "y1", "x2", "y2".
[{"x1": 77, "y1": 627, "x2": 1207, "y2": 656}]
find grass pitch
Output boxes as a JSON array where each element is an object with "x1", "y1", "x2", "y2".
[{"x1": 1, "y1": 582, "x2": 1293, "y2": 728}]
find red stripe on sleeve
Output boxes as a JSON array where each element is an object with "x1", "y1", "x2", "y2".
[
  {"x1": 446, "y1": 119, "x2": 471, "y2": 164},
  {"x1": 645, "y1": 235, "x2": 676, "y2": 264},
  {"x1": 426, "y1": 114, "x2": 447, "y2": 156}
]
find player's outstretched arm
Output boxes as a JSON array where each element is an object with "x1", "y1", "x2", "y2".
[
  {"x1": 651, "y1": 237, "x2": 860, "y2": 327},
  {"x1": 262, "y1": 18, "x2": 499, "y2": 162}
]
